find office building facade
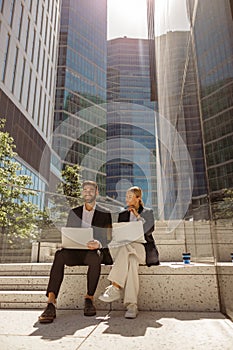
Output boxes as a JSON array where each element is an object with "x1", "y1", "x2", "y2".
[
  {"x1": 187, "y1": 0, "x2": 233, "y2": 199},
  {"x1": 0, "y1": 0, "x2": 61, "y2": 208},
  {"x1": 107, "y1": 37, "x2": 157, "y2": 213},
  {"x1": 52, "y1": 0, "x2": 107, "y2": 194},
  {"x1": 147, "y1": 0, "x2": 233, "y2": 220}
]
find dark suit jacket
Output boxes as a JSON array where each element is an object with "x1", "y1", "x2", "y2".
[
  {"x1": 66, "y1": 204, "x2": 112, "y2": 248},
  {"x1": 118, "y1": 205, "x2": 160, "y2": 266}
]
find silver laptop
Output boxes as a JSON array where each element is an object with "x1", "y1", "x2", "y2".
[
  {"x1": 110, "y1": 221, "x2": 146, "y2": 245},
  {"x1": 61, "y1": 227, "x2": 93, "y2": 249}
]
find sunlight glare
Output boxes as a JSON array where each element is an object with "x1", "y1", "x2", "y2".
[{"x1": 108, "y1": 0, "x2": 148, "y2": 39}]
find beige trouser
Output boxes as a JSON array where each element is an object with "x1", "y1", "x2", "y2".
[{"x1": 108, "y1": 242, "x2": 146, "y2": 305}]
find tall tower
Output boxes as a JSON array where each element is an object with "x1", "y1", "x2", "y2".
[
  {"x1": 155, "y1": 30, "x2": 207, "y2": 220},
  {"x1": 147, "y1": 0, "x2": 233, "y2": 220},
  {"x1": 0, "y1": 0, "x2": 61, "y2": 208},
  {"x1": 187, "y1": 0, "x2": 233, "y2": 205},
  {"x1": 107, "y1": 37, "x2": 157, "y2": 214},
  {"x1": 52, "y1": 0, "x2": 107, "y2": 194}
]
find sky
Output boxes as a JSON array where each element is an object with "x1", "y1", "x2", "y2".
[
  {"x1": 107, "y1": 0, "x2": 148, "y2": 39},
  {"x1": 107, "y1": 0, "x2": 190, "y2": 40}
]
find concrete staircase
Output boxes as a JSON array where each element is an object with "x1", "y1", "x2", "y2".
[
  {"x1": 0, "y1": 220, "x2": 232, "y2": 317},
  {"x1": 0, "y1": 263, "x2": 50, "y2": 309},
  {"x1": 0, "y1": 262, "x2": 222, "y2": 312}
]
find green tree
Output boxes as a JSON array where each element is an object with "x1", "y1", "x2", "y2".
[
  {"x1": 0, "y1": 119, "x2": 41, "y2": 244},
  {"x1": 58, "y1": 164, "x2": 83, "y2": 207},
  {"x1": 40, "y1": 164, "x2": 83, "y2": 239},
  {"x1": 212, "y1": 189, "x2": 233, "y2": 220}
]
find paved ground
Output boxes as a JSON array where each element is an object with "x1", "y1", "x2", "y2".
[{"x1": 0, "y1": 309, "x2": 233, "y2": 350}]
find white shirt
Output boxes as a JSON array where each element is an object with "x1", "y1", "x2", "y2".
[
  {"x1": 130, "y1": 210, "x2": 145, "y2": 223},
  {"x1": 81, "y1": 204, "x2": 96, "y2": 228},
  {"x1": 130, "y1": 211, "x2": 137, "y2": 222}
]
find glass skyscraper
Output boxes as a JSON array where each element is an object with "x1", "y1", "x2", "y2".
[
  {"x1": 147, "y1": 0, "x2": 233, "y2": 220},
  {"x1": 52, "y1": 0, "x2": 107, "y2": 194},
  {"x1": 107, "y1": 37, "x2": 157, "y2": 214},
  {"x1": 188, "y1": 0, "x2": 233, "y2": 198}
]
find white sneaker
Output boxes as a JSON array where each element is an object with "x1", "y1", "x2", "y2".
[
  {"x1": 98, "y1": 285, "x2": 121, "y2": 303},
  {"x1": 125, "y1": 304, "x2": 138, "y2": 319}
]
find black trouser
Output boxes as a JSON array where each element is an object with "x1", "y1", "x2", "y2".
[{"x1": 46, "y1": 248, "x2": 102, "y2": 298}]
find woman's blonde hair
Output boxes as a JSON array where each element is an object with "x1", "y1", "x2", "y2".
[{"x1": 128, "y1": 186, "x2": 144, "y2": 207}]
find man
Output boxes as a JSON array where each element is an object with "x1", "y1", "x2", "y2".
[{"x1": 39, "y1": 180, "x2": 112, "y2": 323}]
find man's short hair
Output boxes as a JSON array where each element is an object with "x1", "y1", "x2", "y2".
[{"x1": 82, "y1": 180, "x2": 98, "y2": 190}]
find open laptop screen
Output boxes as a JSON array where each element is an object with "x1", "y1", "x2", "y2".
[
  {"x1": 61, "y1": 227, "x2": 93, "y2": 249},
  {"x1": 110, "y1": 221, "x2": 146, "y2": 246}
]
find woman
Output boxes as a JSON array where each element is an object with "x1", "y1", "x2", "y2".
[{"x1": 99, "y1": 186, "x2": 159, "y2": 318}]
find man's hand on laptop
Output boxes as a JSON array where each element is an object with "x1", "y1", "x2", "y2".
[{"x1": 87, "y1": 239, "x2": 101, "y2": 250}]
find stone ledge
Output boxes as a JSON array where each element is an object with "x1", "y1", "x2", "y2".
[
  {"x1": 64, "y1": 263, "x2": 218, "y2": 275},
  {"x1": 0, "y1": 262, "x2": 219, "y2": 275},
  {"x1": 0, "y1": 291, "x2": 47, "y2": 309},
  {"x1": 57, "y1": 263, "x2": 220, "y2": 312},
  {"x1": 0, "y1": 263, "x2": 52, "y2": 276},
  {"x1": 0, "y1": 263, "x2": 221, "y2": 312}
]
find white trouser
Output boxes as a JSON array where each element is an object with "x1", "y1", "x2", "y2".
[{"x1": 108, "y1": 242, "x2": 146, "y2": 305}]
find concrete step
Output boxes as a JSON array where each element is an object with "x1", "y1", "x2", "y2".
[
  {"x1": 0, "y1": 253, "x2": 32, "y2": 263},
  {"x1": 0, "y1": 276, "x2": 49, "y2": 290},
  {"x1": 0, "y1": 290, "x2": 46, "y2": 308},
  {"x1": 0, "y1": 263, "x2": 222, "y2": 312},
  {"x1": 0, "y1": 263, "x2": 52, "y2": 276}
]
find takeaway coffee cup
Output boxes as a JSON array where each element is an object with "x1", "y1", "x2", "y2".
[{"x1": 182, "y1": 252, "x2": 191, "y2": 264}]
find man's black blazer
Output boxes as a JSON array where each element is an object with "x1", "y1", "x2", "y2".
[{"x1": 66, "y1": 204, "x2": 112, "y2": 248}]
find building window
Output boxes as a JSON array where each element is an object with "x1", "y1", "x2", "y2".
[
  {"x1": 42, "y1": 95, "x2": 47, "y2": 132},
  {"x1": 37, "y1": 40, "x2": 41, "y2": 72},
  {"x1": 19, "y1": 57, "x2": 26, "y2": 103},
  {"x1": 25, "y1": 16, "x2": 30, "y2": 52},
  {"x1": 44, "y1": 15, "x2": 48, "y2": 46},
  {"x1": 40, "y1": 5, "x2": 44, "y2": 35},
  {"x1": 1, "y1": 33, "x2": 10, "y2": 82},
  {"x1": 32, "y1": 78, "x2": 37, "y2": 120},
  {"x1": 0, "y1": 0, "x2": 4, "y2": 13},
  {"x1": 31, "y1": 28, "x2": 36, "y2": 63},
  {"x1": 49, "y1": 65, "x2": 53, "y2": 95},
  {"x1": 18, "y1": 4, "x2": 23, "y2": 41},
  {"x1": 12, "y1": 46, "x2": 19, "y2": 92},
  {"x1": 26, "y1": 68, "x2": 32, "y2": 111},
  {"x1": 48, "y1": 25, "x2": 52, "y2": 56},
  {"x1": 29, "y1": 0, "x2": 32, "y2": 12},
  {"x1": 51, "y1": 0, "x2": 54, "y2": 23},
  {"x1": 35, "y1": 0, "x2": 39, "y2": 24},
  {"x1": 46, "y1": 100, "x2": 51, "y2": 137},
  {"x1": 41, "y1": 48, "x2": 45, "y2": 80},
  {"x1": 9, "y1": 0, "x2": 15, "y2": 27},
  {"x1": 54, "y1": 4, "x2": 57, "y2": 31},
  {"x1": 45, "y1": 60, "x2": 49, "y2": 89},
  {"x1": 37, "y1": 85, "x2": 42, "y2": 126},
  {"x1": 52, "y1": 34, "x2": 55, "y2": 63}
]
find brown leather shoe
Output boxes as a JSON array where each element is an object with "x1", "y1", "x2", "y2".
[
  {"x1": 39, "y1": 303, "x2": 56, "y2": 323},
  {"x1": 84, "y1": 298, "x2": 96, "y2": 316}
]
